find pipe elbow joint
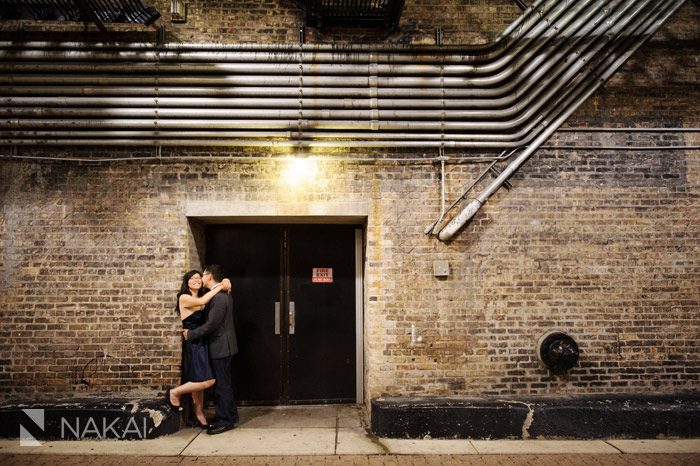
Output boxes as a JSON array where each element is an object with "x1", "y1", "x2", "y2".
[{"x1": 438, "y1": 198, "x2": 483, "y2": 241}]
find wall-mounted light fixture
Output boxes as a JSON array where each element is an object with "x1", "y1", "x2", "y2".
[
  {"x1": 282, "y1": 156, "x2": 319, "y2": 188},
  {"x1": 170, "y1": 0, "x2": 187, "y2": 23}
]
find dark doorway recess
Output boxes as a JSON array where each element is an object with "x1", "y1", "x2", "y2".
[{"x1": 206, "y1": 224, "x2": 358, "y2": 405}]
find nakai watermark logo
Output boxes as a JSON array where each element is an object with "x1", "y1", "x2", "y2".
[
  {"x1": 20, "y1": 409, "x2": 148, "y2": 445},
  {"x1": 19, "y1": 409, "x2": 44, "y2": 447}
]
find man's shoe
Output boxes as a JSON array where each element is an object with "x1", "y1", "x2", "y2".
[{"x1": 206, "y1": 423, "x2": 235, "y2": 435}]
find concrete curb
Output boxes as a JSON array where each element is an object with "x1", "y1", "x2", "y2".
[
  {"x1": 0, "y1": 397, "x2": 181, "y2": 440},
  {"x1": 371, "y1": 393, "x2": 700, "y2": 439}
]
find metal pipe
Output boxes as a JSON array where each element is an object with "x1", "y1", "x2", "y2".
[
  {"x1": 0, "y1": 0, "x2": 572, "y2": 71},
  {"x1": 0, "y1": 2, "x2": 590, "y2": 76},
  {"x1": 0, "y1": 1, "x2": 628, "y2": 150},
  {"x1": 540, "y1": 145, "x2": 699, "y2": 150},
  {"x1": 0, "y1": 0, "x2": 650, "y2": 141},
  {"x1": 441, "y1": 156, "x2": 446, "y2": 222},
  {"x1": 0, "y1": 1, "x2": 595, "y2": 85},
  {"x1": 0, "y1": 0, "x2": 614, "y2": 113},
  {"x1": 427, "y1": 148, "x2": 520, "y2": 235},
  {"x1": 0, "y1": 0, "x2": 630, "y2": 105},
  {"x1": 428, "y1": 6, "x2": 668, "y2": 225},
  {"x1": 0, "y1": 48, "x2": 551, "y2": 65},
  {"x1": 0, "y1": 1, "x2": 648, "y2": 135},
  {"x1": 557, "y1": 127, "x2": 700, "y2": 132},
  {"x1": 2, "y1": 130, "x2": 696, "y2": 140},
  {"x1": 0, "y1": 0, "x2": 682, "y2": 152},
  {"x1": 2, "y1": 144, "x2": 697, "y2": 165},
  {"x1": 437, "y1": 0, "x2": 686, "y2": 241},
  {"x1": 0, "y1": 154, "x2": 505, "y2": 163},
  {"x1": 4, "y1": 139, "x2": 696, "y2": 150},
  {"x1": 0, "y1": 139, "x2": 505, "y2": 147},
  {"x1": 0, "y1": 0, "x2": 648, "y2": 134}
]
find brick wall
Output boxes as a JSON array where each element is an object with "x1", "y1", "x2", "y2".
[
  {"x1": 0, "y1": 1, "x2": 698, "y2": 400},
  {"x1": 0, "y1": 0, "x2": 521, "y2": 44}
]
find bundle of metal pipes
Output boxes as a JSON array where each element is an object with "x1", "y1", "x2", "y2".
[{"x1": 0, "y1": 0, "x2": 688, "y2": 239}]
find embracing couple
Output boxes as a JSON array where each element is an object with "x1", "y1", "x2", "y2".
[{"x1": 165, "y1": 264, "x2": 239, "y2": 435}]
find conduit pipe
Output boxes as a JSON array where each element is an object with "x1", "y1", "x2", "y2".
[
  {"x1": 0, "y1": 0, "x2": 645, "y2": 127},
  {"x1": 0, "y1": 4, "x2": 605, "y2": 98},
  {"x1": 437, "y1": 0, "x2": 688, "y2": 240},
  {"x1": 0, "y1": 0, "x2": 662, "y2": 143},
  {"x1": 1, "y1": 0, "x2": 668, "y2": 147},
  {"x1": 0, "y1": 0, "x2": 616, "y2": 113},
  {"x1": 0, "y1": 0, "x2": 635, "y2": 107},
  {"x1": 0, "y1": 0, "x2": 582, "y2": 79},
  {"x1": 3, "y1": 143, "x2": 697, "y2": 166},
  {"x1": 0, "y1": 1, "x2": 612, "y2": 87}
]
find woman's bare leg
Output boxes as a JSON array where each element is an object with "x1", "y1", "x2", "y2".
[
  {"x1": 191, "y1": 390, "x2": 208, "y2": 425},
  {"x1": 170, "y1": 380, "x2": 215, "y2": 408}
]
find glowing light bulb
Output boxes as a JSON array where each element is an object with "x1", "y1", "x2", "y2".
[{"x1": 282, "y1": 157, "x2": 318, "y2": 187}]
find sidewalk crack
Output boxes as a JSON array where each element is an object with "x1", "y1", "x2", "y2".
[
  {"x1": 334, "y1": 408, "x2": 339, "y2": 455},
  {"x1": 357, "y1": 404, "x2": 389, "y2": 454},
  {"x1": 178, "y1": 427, "x2": 203, "y2": 456},
  {"x1": 604, "y1": 440, "x2": 624, "y2": 454}
]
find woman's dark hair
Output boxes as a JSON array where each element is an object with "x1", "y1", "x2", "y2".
[{"x1": 175, "y1": 269, "x2": 203, "y2": 313}]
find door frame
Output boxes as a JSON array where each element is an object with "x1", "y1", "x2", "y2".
[
  {"x1": 354, "y1": 228, "x2": 364, "y2": 404},
  {"x1": 186, "y1": 201, "x2": 368, "y2": 404}
]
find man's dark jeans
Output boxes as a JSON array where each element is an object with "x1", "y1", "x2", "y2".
[{"x1": 210, "y1": 355, "x2": 238, "y2": 426}]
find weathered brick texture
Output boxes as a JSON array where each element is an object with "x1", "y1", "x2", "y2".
[{"x1": 0, "y1": 1, "x2": 698, "y2": 400}]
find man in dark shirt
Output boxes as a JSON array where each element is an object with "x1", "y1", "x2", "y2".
[{"x1": 183, "y1": 264, "x2": 239, "y2": 434}]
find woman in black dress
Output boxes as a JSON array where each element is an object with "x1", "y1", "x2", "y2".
[{"x1": 166, "y1": 270, "x2": 230, "y2": 428}]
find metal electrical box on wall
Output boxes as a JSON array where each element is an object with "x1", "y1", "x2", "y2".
[{"x1": 433, "y1": 260, "x2": 450, "y2": 277}]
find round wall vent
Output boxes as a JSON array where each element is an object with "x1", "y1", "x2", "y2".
[{"x1": 536, "y1": 330, "x2": 579, "y2": 374}]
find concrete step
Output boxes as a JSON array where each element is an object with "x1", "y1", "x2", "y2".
[
  {"x1": 0, "y1": 396, "x2": 181, "y2": 440},
  {"x1": 371, "y1": 393, "x2": 700, "y2": 439}
]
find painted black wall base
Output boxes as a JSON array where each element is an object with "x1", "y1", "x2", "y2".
[
  {"x1": 0, "y1": 396, "x2": 181, "y2": 440},
  {"x1": 371, "y1": 393, "x2": 700, "y2": 439}
]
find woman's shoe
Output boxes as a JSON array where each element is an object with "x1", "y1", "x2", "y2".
[
  {"x1": 193, "y1": 419, "x2": 210, "y2": 429},
  {"x1": 165, "y1": 389, "x2": 182, "y2": 412}
]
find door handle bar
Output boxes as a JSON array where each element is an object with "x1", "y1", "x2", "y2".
[
  {"x1": 274, "y1": 301, "x2": 280, "y2": 335},
  {"x1": 289, "y1": 301, "x2": 295, "y2": 335}
]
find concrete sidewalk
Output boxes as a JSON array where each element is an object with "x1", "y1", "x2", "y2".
[
  {"x1": 2, "y1": 454, "x2": 700, "y2": 465},
  {"x1": 1, "y1": 405, "x2": 699, "y2": 462}
]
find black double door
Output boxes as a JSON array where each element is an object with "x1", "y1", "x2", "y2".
[{"x1": 206, "y1": 224, "x2": 358, "y2": 405}]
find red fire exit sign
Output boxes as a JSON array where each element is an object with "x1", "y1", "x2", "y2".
[{"x1": 312, "y1": 268, "x2": 333, "y2": 283}]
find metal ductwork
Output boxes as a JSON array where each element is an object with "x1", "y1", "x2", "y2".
[{"x1": 0, "y1": 0, "x2": 688, "y2": 239}]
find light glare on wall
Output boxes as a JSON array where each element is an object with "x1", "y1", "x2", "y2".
[{"x1": 282, "y1": 157, "x2": 319, "y2": 187}]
